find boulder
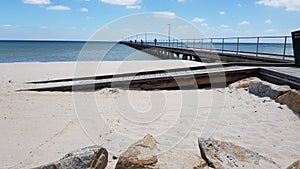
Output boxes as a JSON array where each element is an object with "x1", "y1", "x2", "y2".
[
  {"x1": 228, "y1": 77, "x2": 261, "y2": 89},
  {"x1": 249, "y1": 80, "x2": 290, "y2": 100},
  {"x1": 198, "y1": 138, "x2": 280, "y2": 169},
  {"x1": 287, "y1": 159, "x2": 300, "y2": 169},
  {"x1": 115, "y1": 134, "x2": 209, "y2": 169},
  {"x1": 276, "y1": 90, "x2": 300, "y2": 113},
  {"x1": 33, "y1": 145, "x2": 108, "y2": 169}
]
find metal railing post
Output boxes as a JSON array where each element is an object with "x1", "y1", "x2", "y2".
[
  {"x1": 222, "y1": 38, "x2": 225, "y2": 53},
  {"x1": 283, "y1": 36, "x2": 287, "y2": 60},
  {"x1": 256, "y1": 37, "x2": 260, "y2": 57},
  {"x1": 236, "y1": 37, "x2": 240, "y2": 55},
  {"x1": 210, "y1": 38, "x2": 213, "y2": 51}
]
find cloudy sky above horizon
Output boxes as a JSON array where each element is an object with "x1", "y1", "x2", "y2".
[{"x1": 0, "y1": 0, "x2": 300, "y2": 40}]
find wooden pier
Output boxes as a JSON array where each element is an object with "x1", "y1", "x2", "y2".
[{"x1": 120, "y1": 41, "x2": 294, "y2": 63}]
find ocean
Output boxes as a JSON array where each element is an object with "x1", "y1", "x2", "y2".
[
  {"x1": 0, "y1": 40, "x2": 294, "y2": 63},
  {"x1": 0, "y1": 41, "x2": 160, "y2": 63}
]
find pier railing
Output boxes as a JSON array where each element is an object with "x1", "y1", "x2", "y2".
[{"x1": 151, "y1": 36, "x2": 293, "y2": 60}]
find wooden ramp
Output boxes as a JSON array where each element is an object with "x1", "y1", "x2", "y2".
[{"x1": 19, "y1": 63, "x2": 300, "y2": 92}]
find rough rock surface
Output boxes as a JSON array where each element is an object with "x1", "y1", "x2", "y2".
[
  {"x1": 228, "y1": 77, "x2": 261, "y2": 89},
  {"x1": 287, "y1": 159, "x2": 300, "y2": 169},
  {"x1": 249, "y1": 80, "x2": 290, "y2": 100},
  {"x1": 276, "y1": 90, "x2": 300, "y2": 113},
  {"x1": 115, "y1": 134, "x2": 209, "y2": 169},
  {"x1": 198, "y1": 138, "x2": 280, "y2": 169},
  {"x1": 33, "y1": 145, "x2": 108, "y2": 169}
]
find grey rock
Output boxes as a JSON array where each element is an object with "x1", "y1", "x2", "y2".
[
  {"x1": 198, "y1": 138, "x2": 280, "y2": 169},
  {"x1": 276, "y1": 89, "x2": 300, "y2": 113},
  {"x1": 115, "y1": 134, "x2": 208, "y2": 169},
  {"x1": 228, "y1": 77, "x2": 261, "y2": 89},
  {"x1": 249, "y1": 80, "x2": 290, "y2": 100},
  {"x1": 33, "y1": 145, "x2": 108, "y2": 169},
  {"x1": 287, "y1": 159, "x2": 300, "y2": 169}
]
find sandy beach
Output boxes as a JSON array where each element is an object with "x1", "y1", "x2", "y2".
[{"x1": 0, "y1": 60, "x2": 299, "y2": 169}]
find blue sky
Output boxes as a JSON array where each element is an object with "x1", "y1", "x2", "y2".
[{"x1": 0, "y1": 0, "x2": 299, "y2": 40}]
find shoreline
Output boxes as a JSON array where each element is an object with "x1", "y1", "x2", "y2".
[{"x1": 0, "y1": 60, "x2": 299, "y2": 168}]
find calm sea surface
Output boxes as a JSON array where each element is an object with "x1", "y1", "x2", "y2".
[
  {"x1": 0, "y1": 41, "x2": 294, "y2": 63},
  {"x1": 0, "y1": 41, "x2": 160, "y2": 63}
]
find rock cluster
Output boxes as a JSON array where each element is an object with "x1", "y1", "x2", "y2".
[
  {"x1": 33, "y1": 145, "x2": 108, "y2": 169},
  {"x1": 249, "y1": 80, "x2": 290, "y2": 100},
  {"x1": 115, "y1": 134, "x2": 208, "y2": 169},
  {"x1": 229, "y1": 77, "x2": 300, "y2": 113},
  {"x1": 34, "y1": 135, "x2": 298, "y2": 169},
  {"x1": 198, "y1": 138, "x2": 280, "y2": 169}
]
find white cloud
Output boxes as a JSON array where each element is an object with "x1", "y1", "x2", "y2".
[
  {"x1": 265, "y1": 19, "x2": 272, "y2": 24},
  {"x1": 47, "y1": 5, "x2": 71, "y2": 11},
  {"x1": 201, "y1": 23, "x2": 208, "y2": 27},
  {"x1": 219, "y1": 11, "x2": 226, "y2": 15},
  {"x1": 80, "y1": 7, "x2": 89, "y2": 12},
  {"x1": 153, "y1": 12, "x2": 176, "y2": 19},
  {"x1": 192, "y1": 17, "x2": 205, "y2": 23},
  {"x1": 2, "y1": 24, "x2": 12, "y2": 28},
  {"x1": 22, "y1": 0, "x2": 50, "y2": 5},
  {"x1": 126, "y1": 5, "x2": 141, "y2": 9},
  {"x1": 256, "y1": 0, "x2": 300, "y2": 11},
  {"x1": 238, "y1": 20, "x2": 250, "y2": 26},
  {"x1": 264, "y1": 29, "x2": 277, "y2": 33},
  {"x1": 220, "y1": 25, "x2": 229, "y2": 28},
  {"x1": 100, "y1": 0, "x2": 139, "y2": 6},
  {"x1": 177, "y1": 0, "x2": 185, "y2": 2}
]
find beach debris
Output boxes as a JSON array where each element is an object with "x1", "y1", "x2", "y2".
[
  {"x1": 97, "y1": 88, "x2": 120, "y2": 97},
  {"x1": 249, "y1": 80, "x2": 290, "y2": 100},
  {"x1": 276, "y1": 89, "x2": 300, "y2": 113},
  {"x1": 32, "y1": 145, "x2": 108, "y2": 169},
  {"x1": 115, "y1": 134, "x2": 208, "y2": 169},
  {"x1": 198, "y1": 138, "x2": 280, "y2": 169},
  {"x1": 287, "y1": 159, "x2": 300, "y2": 169},
  {"x1": 228, "y1": 77, "x2": 261, "y2": 89}
]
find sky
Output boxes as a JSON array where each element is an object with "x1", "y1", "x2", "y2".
[{"x1": 0, "y1": 0, "x2": 300, "y2": 40}]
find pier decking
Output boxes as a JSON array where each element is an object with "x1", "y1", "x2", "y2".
[{"x1": 21, "y1": 63, "x2": 300, "y2": 92}]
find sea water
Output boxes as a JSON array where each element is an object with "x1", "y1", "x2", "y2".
[
  {"x1": 0, "y1": 41, "x2": 160, "y2": 63},
  {"x1": 0, "y1": 40, "x2": 294, "y2": 63}
]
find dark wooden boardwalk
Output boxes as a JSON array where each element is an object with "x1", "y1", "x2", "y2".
[{"x1": 20, "y1": 63, "x2": 300, "y2": 92}]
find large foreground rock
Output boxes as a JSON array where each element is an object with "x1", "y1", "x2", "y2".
[
  {"x1": 287, "y1": 159, "x2": 300, "y2": 169},
  {"x1": 228, "y1": 77, "x2": 261, "y2": 89},
  {"x1": 249, "y1": 80, "x2": 290, "y2": 100},
  {"x1": 33, "y1": 145, "x2": 108, "y2": 169},
  {"x1": 276, "y1": 90, "x2": 300, "y2": 113},
  {"x1": 198, "y1": 138, "x2": 280, "y2": 169},
  {"x1": 115, "y1": 134, "x2": 209, "y2": 169}
]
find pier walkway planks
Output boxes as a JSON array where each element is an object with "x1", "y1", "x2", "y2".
[{"x1": 20, "y1": 63, "x2": 300, "y2": 92}]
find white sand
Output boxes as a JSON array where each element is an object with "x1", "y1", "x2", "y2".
[{"x1": 0, "y1": 60, "x2": 299, "y2": 169}]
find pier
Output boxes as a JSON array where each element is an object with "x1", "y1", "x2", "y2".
[
  {"x1": 20, "y1": 34, "x2": 300, "y2": 92},
  {"x1": 120, "y1": 35, "x2": 294, "y2": 63}
]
